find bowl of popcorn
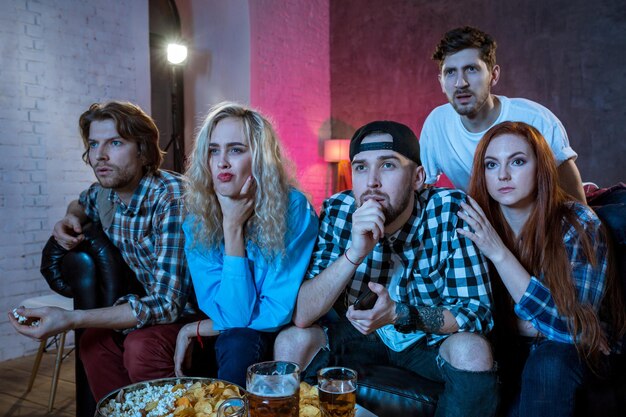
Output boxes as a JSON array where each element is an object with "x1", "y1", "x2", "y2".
[{"x1": 96, "y1": 377, "x2": 244, "y2": 417}]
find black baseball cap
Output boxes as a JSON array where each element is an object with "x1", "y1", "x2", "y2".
[{"x1": 349, "y1": 120, "x2": 421, "y2": 165}]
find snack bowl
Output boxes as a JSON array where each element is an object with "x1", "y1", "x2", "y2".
[{"x1": 95, "y1": 377, "x2": 245, "y2": 417}]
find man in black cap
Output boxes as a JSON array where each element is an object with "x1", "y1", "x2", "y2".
[{"x1": 275, "y1": 121, "x2": 497, "y2": 417}]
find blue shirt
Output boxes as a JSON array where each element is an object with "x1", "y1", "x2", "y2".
[
  {"x1": 514, "y1": 202, "x2": 608, "y2": 343},
  {"x1": 184, "y1": 189, "x2": 318, "y2": 332}
]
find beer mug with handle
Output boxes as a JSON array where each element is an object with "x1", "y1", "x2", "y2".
[
  {"x1": 217, "y1": 397, "x2": 247, "y2": 417},
  {"x1": 247, "y1": 361, "x2": 300, "y2": 417},
  {"x1": 220, "y1": 361, "x2": 301, "y2": 417}
]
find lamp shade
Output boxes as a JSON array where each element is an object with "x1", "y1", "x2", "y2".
[{"x1": 323, "y1": 139, "x2": 350, "y2": 162}]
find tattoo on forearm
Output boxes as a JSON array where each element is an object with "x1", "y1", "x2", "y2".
[
  {"x1": 415, "y1": 306, "x2": 445, "y2": 333},
  {"x1": 394, "y1": 303, "x2": 446, "y2": 333}
]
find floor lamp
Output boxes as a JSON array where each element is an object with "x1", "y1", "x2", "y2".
[{"x1": 166, "y1": 42, "x2": 187, "y2": 173}]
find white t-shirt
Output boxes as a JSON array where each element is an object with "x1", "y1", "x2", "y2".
[{"x1": 419, "y1": 95, "x2": 578, "y2": 191}]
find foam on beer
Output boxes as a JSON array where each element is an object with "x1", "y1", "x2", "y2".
[{"x1": 248, "y1": 374, "x2": 299, "y2": 397}]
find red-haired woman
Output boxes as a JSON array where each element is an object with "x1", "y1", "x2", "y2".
[{"x1": 456, "y1": 121, "x2": 625, "y2": 417}]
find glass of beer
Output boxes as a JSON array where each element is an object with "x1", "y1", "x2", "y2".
[
  {"x1": 317, "y1": 367, "x2": 357, "y2": 417},
  {"x1": 247, "y1": 361, "x2": 300, "y2": 417}
]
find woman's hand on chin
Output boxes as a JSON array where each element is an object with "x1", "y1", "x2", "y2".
[{"x1": 218, "y1": 176, "x2": 256, "y2": 229}]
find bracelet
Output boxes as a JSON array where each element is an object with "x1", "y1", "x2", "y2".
[
  {"x1": 196, "y1": 321, "x2": 204, "y2": 349},
  {"x1": 344, "y1": 249, "x2": 360, "y2": 266}
]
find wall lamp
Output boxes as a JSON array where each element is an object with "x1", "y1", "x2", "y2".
[{"x1": 324, "y1": 139, "x2": 351, "y2": 193}]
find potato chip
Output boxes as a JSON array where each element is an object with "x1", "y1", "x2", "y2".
[
  {"x1": 176, "y1": 397, "x2": 192, "y2": 408},
  {"x1": 298, "y1": 381, "x2": 322, "y2": 417},
  {"x1": 174, "y1": 407, "x2": 196, "y2": 417},
  {"x1": 173, "y1": 383, "x2": 187, "y2": 392},
  {"x1": 301, "y1": 404, "x2": 322, "y2": 417},
  {"x1": 145, "y1": 400, "x2": 159, "y2": 411},
  {"x1": 194, "y1": 399, "x2": 213, "y2": 414}
]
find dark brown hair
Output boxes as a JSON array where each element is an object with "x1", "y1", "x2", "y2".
[
  {"x1": 432, "y1": 26, "x2": 497, "y2": 70},
  {"x1": 469, "y1": 121, "x2": 626, "y2": 363},
  {"x1": 79, "y1": 101, "x2": 164, "y2": 174}
]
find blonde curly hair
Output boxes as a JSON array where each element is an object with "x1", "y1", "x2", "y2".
[{"x1": 184, "y1": 102, "x2": 297, "y2": 257}]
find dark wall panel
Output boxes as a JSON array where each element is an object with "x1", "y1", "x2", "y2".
[{"x1": 331, "y1": 0, "x2": 626, "y2": 186}]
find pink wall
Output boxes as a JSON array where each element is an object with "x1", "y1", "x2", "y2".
[
  {"x1": 249, "y1": 0, "x2": 331, "y2": 209},
  {"x1": 329, "y1": 0, "x2": 453, "y2": 187}
]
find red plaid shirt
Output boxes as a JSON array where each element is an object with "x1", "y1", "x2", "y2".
[{"x1": 79, "y1": 170, "x2": 191, "y2": 330}]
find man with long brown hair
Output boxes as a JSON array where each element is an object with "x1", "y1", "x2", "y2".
[{"x1": 10, "y1": 101, "x2": 193, "y2": 402}]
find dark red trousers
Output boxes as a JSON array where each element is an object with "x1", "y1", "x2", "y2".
[{"x1": 79, "y1": 323, "x2": 185, "y2": 401}]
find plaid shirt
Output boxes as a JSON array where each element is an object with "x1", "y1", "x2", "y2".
[
  {"x1": 308, "y1": 187, "x2": 493, "y2": 345},
  {"x1": 514, "y1": 202, "x2": 608, "y2": 343},
  {"x1": 79, "y1": 170, "x2": 191, "y2": 330}
]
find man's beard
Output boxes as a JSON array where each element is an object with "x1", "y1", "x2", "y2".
[
  {"x1": 360, "y1": 189, "x2": 413, "y2": 226},
  {"x1": 450, "y1": 88, "x2": 490, "y2": 118},
  {"x1": 93, "y1": 164, "x2": 139, "y2": 190}
]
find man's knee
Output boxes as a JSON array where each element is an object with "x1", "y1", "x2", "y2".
[
  {"x1": 79, "y1": 327, "x2": 105, "y2": 350},
  {"x1": 123, "y1": 326, "x2": 177, "y2": 380},
  {"x1": 79, "y1": 328, "x2": 114, "y2": 362},
  {"x1": 274, "y1": 325, "x2": 326, "y2": 367},
  {"x1": 275, "y1": 325, "x2": 326, "y2": 353},
  {"x1": 439, "y1": 332, "x2": 493, "y2": 372}
]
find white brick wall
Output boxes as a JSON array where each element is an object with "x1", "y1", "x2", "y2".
[{"x1": 0, "y1": 0, "x2": 150, "y2": 361}]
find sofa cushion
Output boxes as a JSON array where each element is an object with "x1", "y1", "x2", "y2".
[{"x1": 355, "y1": 364, "x2": 442, "y2": 417}]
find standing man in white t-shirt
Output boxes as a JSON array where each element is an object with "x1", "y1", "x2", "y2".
[{"x1": 419, "y1": 26, "x2": 586, "y2": 202}]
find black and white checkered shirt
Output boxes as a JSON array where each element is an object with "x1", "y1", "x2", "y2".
[{"x1": 308, "y1": 187, "x2": 493, "y2": 344}]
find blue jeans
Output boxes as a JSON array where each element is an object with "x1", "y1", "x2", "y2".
[
  {"x1": 501, "y1": 338, "x2": 586, "y2": 417},
  {"x1": 214, "y1": 328, "x2": 276, "y2": 387},
  {"x1": 318, "y1": 317, "x2": 498, "y2": 417}
]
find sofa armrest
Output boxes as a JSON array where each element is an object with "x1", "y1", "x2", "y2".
[
  {"x1": 40, "y1": 222, "x2": 136, "y2": 309},
  {"x1": 40, "y1": 237, "x2": 73, "y2": 298}
]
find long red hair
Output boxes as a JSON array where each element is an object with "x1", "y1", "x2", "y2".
[{"x1": 468, "y1": 121, "x2": 625, "y2": 362}]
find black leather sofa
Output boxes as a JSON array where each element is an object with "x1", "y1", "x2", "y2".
[
  {"x1": 40, "y1": 224, "x2": 137, "y2": 417},
  {"x1": 355, "y1": 365, "x2": 441, "y2": 417}
]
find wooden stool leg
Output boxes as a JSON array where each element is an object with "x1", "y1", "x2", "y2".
[
  {"x1": 48, "y1": 332, "x2": 66, "y2": 412},
  {"x1": 27, "y1": 339, "x2": 46, "y2": 392}
]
